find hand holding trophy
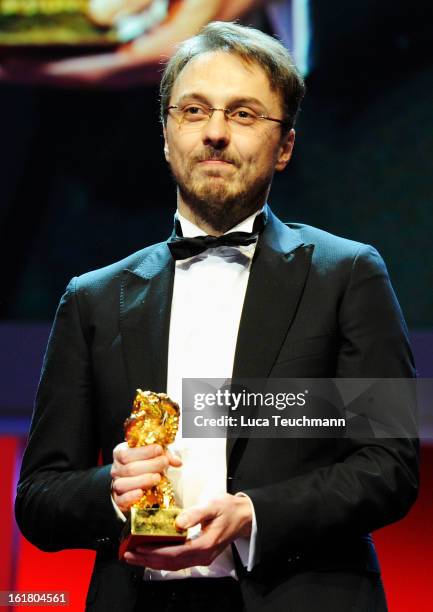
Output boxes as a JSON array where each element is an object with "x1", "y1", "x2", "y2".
[{"x1": 119, "y1": 389, "x2": 186, "y2": 559}]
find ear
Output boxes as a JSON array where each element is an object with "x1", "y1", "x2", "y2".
[
  {"x1": 163, "y1": 125, "x2": 170, "y2": 162},
  {"x1": 275, "y1": 129, "x2": 295, "y2": 171}
]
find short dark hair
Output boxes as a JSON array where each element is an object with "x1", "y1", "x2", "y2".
[{"x1": 160, "y1": 21, "x2": 305, "y2": 131}]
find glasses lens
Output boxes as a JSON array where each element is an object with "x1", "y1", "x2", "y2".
[
  {"x1": 229, "y1": 109, "x2": 258, "y2": 126},
  {"x1": 180, "y1": 104, "x2": 209, "y2": 123}
]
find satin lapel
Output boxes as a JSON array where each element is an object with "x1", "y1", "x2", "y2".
[
  {"x1": 120, "y1": 243, "x2": 175, "y2": 401},
  {"x1": 227, "y1": 213, "x2": 314, "y2": 464}
]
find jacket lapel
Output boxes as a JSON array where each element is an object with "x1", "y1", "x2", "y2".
[
  {"x1": 227, "y1": 211, "x2": 314, "y2": 463},
  {"x1": 118, "y1": 216, "x2": 313, "y2": 469},
  {"x1": 120, "y1": 243, "x2": 175, "y2": 401}
]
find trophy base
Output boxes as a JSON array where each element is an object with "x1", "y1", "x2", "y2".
[{"x1": 119, "y1": 506, "x2": 187, "y2": 559}]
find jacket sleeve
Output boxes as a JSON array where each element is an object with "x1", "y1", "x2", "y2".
[
  {"x1": 243, "y1": 245, "x2": 419, "y2": 563},
  {"x1": 15, "y1": 277, "x2": 123, "y2": 552}
]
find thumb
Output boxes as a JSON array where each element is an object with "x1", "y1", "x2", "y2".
[
  {"x1": 176, "y1": 503, "x2": 217, "y2": 530},
  {"x1": 166, "y1": 450, "x2": 182, "y2": 467}
]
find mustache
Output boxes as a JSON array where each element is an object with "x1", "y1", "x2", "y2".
[{"x1": 192, "y1": 149, "x2": 240, "y2": 166}]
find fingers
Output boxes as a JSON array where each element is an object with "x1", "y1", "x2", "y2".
[
  {"x1": 115, "y1": 488, "x2": 144, "y2": 510},
  {"x1": 112, "y1": 444, "x2": 181, "y2": 477},
  {"x1": 111, "y1": 443, "x2": 167, "y2": 490},
  {"x1": 112, "y1": 472, "x2": 161, "y2": 496},
  {"x1": 129, "y1": 0, "x2": 222, "y2": 64},
  {"x1": 88, "y1": 0, "x2": 153, "y2": 26},
  {"x1": 166, "y1": 450, "x2": 182, "y2": 467},
  {"x1": 113, "y1": 443, "x2": 182, "y2": 467},
  {"x1": 125, "y1": 531, "x2": 219, "y2": 570},
  {"x1": 121, "y1": 497, "x2": 251, "y2": 569},
  {"x1": 111, "y1": 442, "x2": 182, "y2": 512},
  {"x1": 113, "y1": 442, "x2": 163, "y2": 463},
  {"x1": 115, "y1": 458, "x2": 166, "y2": 477},
  {"x1": 112, "y1": 455, "x2": 169, "y2": 478},
  {"x1": 176, "y1": 504, "x2": 217, "y2": 530},
  {"x1": 0, "y1": 0, "x2": 221, "y2": 88}
]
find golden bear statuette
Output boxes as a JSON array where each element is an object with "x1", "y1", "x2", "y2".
[{"x1": 119, "y1": 389, "x2": 186, "y2": 558}]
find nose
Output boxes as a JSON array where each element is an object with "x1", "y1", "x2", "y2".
[{"x1": 202, "y1": 109, "x2": 230, "y2": 150}]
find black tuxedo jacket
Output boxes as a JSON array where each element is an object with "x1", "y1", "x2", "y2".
[{"x1": 15, "y1": 209, "x2": 418, "y2": 611}]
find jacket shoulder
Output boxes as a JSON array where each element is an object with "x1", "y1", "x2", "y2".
[
  {"x1": 72, "y1": 242, "x2": 166, "y2": 296},
  {"x1": 282, "y1": 222, "x2": 388, "y2": 280},
  {"x1": 287, "y1": 223, "x2": 366, "y2": 256}
]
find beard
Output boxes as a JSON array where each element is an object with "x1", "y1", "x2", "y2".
[{"x1": 169, "y1": 150, "x2": 273, "y2": 234}]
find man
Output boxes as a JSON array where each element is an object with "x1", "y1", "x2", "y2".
[{"x1": 15, "y1": 22, "x2": 418, "y2": 612}]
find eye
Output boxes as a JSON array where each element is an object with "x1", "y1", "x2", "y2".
[
  {"x1": 181, "y1": 104, "x2": 208, "y2": 120},
  {"x1": 230, "y1": 108, "x2": 258, "y2": 124}
]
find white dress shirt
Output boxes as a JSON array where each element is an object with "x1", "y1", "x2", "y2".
[
  {"x1": 143, "y1": 209, "x2": 261, "y2": 581},
  {"x1": 113, "y1": 209, "x2": 261, "y2": 580}
]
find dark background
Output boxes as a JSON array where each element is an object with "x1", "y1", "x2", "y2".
[
  {"x1": 0, "y1": 0, "x2": 432, "y2": 325},
  {"x1": 0, "y1": 4, "x2": 432, "y2": 608}
]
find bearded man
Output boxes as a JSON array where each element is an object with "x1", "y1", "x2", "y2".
[{"x1": 16, "y1": 21, "x2": 418, "y2": 612}]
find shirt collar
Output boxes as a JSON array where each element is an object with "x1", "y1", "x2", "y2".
[{"x1": 175, "y1": 206, "x2": 266, "y2": 239}]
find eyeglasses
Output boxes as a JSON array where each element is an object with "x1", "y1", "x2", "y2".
[{"x1": 167, "y1": 103, "x2": 285, "y2": 129}]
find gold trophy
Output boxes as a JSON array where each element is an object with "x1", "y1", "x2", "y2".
[{"x1": 119, "y1": 389, "x2": 186, "y2": 558}]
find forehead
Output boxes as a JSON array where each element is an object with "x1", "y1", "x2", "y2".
[{"x1": 170, "y1": 50, "x2": 279, "y2": 108}]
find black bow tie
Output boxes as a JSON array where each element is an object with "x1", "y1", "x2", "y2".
[{"x1": 168, "y1": 211, "x2": 266, "y2": 261}]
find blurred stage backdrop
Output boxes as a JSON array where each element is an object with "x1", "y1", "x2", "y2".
[{"x1": 0, "y1": 1, "x2": 432, "y2": 609}]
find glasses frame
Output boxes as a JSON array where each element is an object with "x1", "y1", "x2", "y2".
[{"x1": 167, "y1": 105, "x2": 286, "y2": 127}]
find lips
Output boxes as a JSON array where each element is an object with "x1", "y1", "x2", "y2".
[
  {"x1": 194, "y1": 149, "x2": 237, "y2": 165},
  {"x1": 199, "y1": 159, "x2": 232, "y2": 164},
  {"x1": 197, "y1": 155, "x2": 236, "y2": 166}
]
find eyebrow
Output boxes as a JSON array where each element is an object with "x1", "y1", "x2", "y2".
[{"x1": 175, "y1": 92, "x2": 268, "y2": 112}]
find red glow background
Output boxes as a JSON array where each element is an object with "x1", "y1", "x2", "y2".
[{"x1": 1, "y1": 436, "x2": 431, "y2": 611}]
